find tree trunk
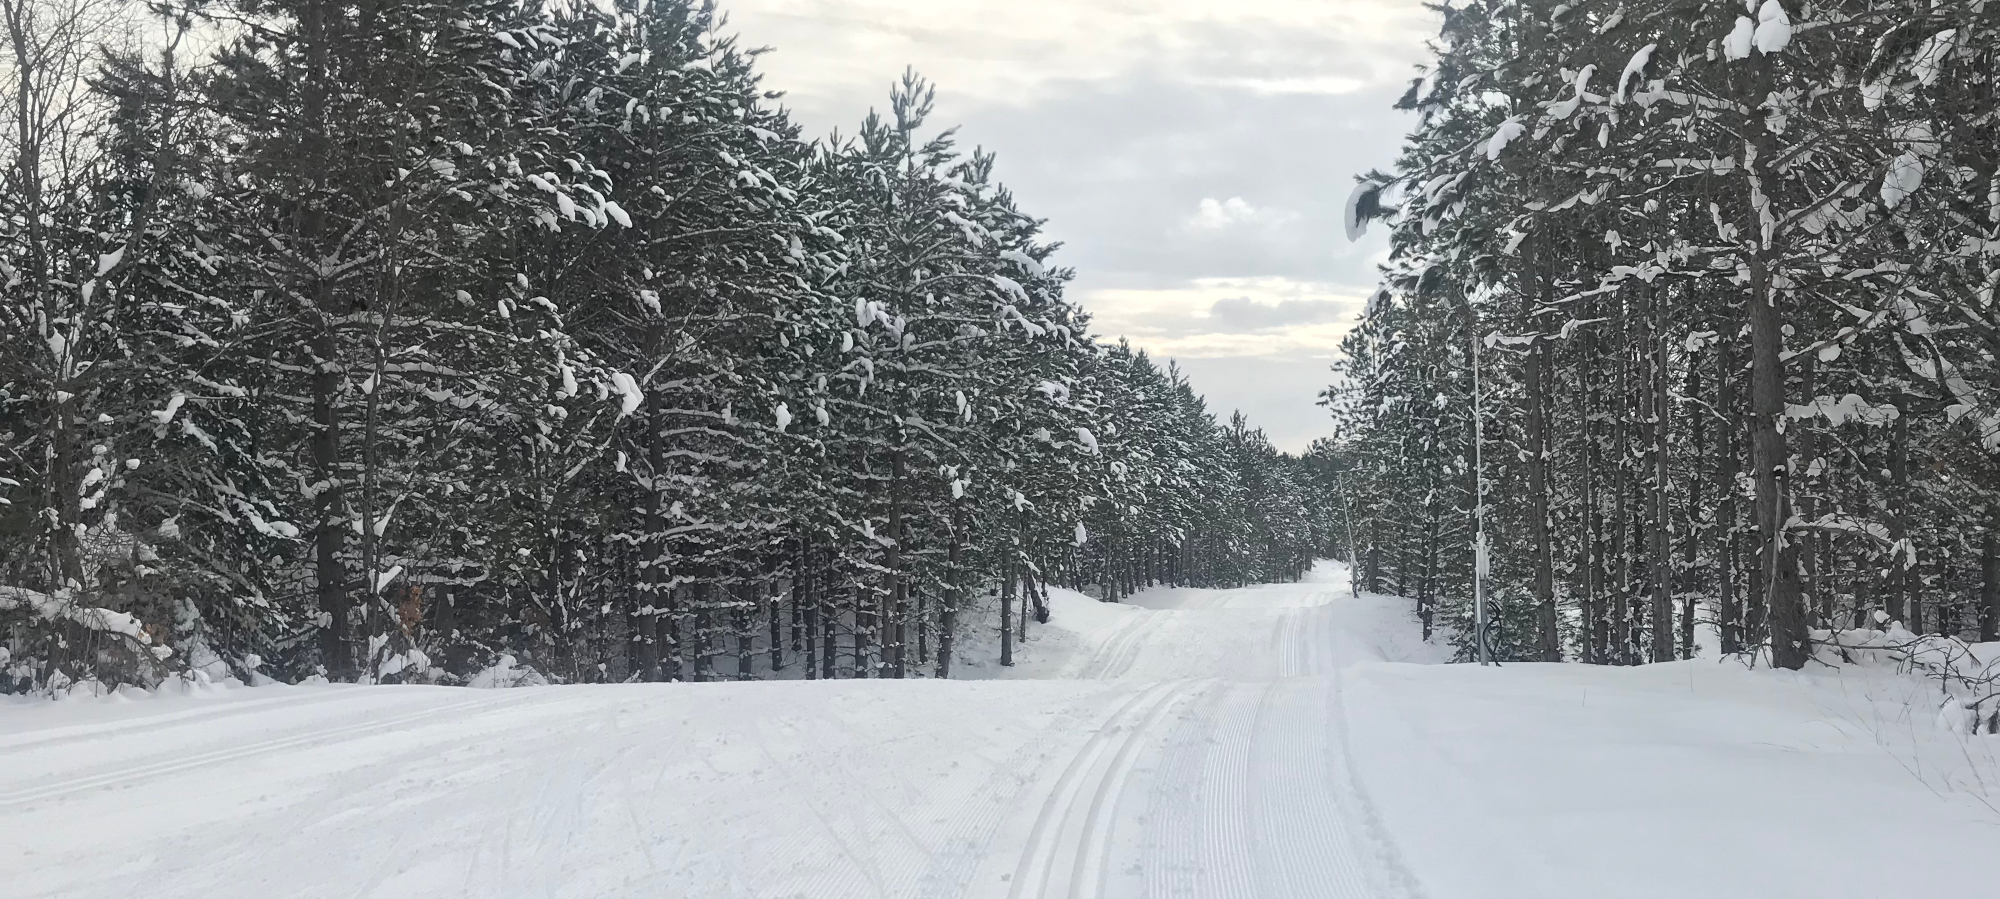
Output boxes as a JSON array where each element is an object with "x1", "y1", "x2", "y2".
[
  {"x1": 1581, "y1": 322, "x2": 1603, "y2": 664},
  {"x1": 939, "y1": 507, "x2": 964, "y2": 678},
  {"x1": 1742, "y1": 106, "x2": 1808, "y2": 670},
  {"x1": 735, "y1": 584, "x2": 753, "y2": 681},
  {"x1": 1000, "y1": 552, "x2": 1015, "y2": 667},
  {"x1": 1365, "y1": 526, "x2": 1382, "y2": 594},
  {"x1": 853, "y1": 583, "x2": 871, "y2": 677},
  {"x1": 886, "y1": 450, "x2": 907, "y2": 678},
  {"x1": 1717, "y1": 337, "x2": 1743, "y2": 654},
  {"x1": 311, "y1": 324, "x2": 350, "y2": 679},
  {"x1": 1981, "y1": 512, "x2": 1999, "y2": 643},
  {"x1": 1888, "y1": 411, "x2": 1915, "y2": 631},
  {"x1": 631, "y1": 552, "x2": 657, "y2": 683},
  {"x1": 1681, "y1": 355, "x2": 1703, "y2": 658},
  {"x1": 1527, "y1": 324, "x2": 1558, "y2": 661},
  {"x1": 1649, "y1": 283, "x2": 1673, "y2": 663},
  {"x1": 821, "y1": 554, "x2": 837, "y2": 680},
  {"x1": 801, "y1": 542, "x2": 818, "y2": 680},
  {"x1": 1017, "y1": 511, "x2": 1031, "y2": 642},
  {"x1": 1611, "y1": 309, "x2": 1631, "y2": 665},
  {"x1": 768, "y1": 576, "x2": 784, "y2": 673},
  {"x1": 1798, "y1": 357, "x2": 1822, "y2": 629},
  {"x1": 693, "y1": 580, "x2": 715, "y2": 681}
]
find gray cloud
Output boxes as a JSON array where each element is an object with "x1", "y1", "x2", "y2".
[
  {"x1": 956, "y1": 72, "x2": 1404, "y2": 291},
  {"x1": 720, "y1": 0, "x2": 1432, "y2": 452}
]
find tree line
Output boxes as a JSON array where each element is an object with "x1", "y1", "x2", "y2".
[
  {"x1": 1326, "y1": 0, "x2": 2000, "y2": 667},
  {"x1": 0, "y1": 0, "x2": 1334, "y2": 693}
]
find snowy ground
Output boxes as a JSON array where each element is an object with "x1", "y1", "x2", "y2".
[{"x1": 5, "y1": 563, "x2": 1996, "y2": 898}]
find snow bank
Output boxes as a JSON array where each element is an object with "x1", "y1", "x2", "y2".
[
  {"x1": 1345, "y1": 658, "x2": 2000, "y2": 899},
  {"x1": 951, "y1": 584, "x2": 1143, "y2": 679}
]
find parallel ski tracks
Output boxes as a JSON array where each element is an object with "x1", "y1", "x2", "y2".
[
  {"x1": 1081, "y1": 611, "x2": 1164, "y2": 680},
  {"x1": 991, "y1": 586, "x2": 1422, "y2": 899},
  {"x1": 0, "y1": 686, "x2": 395, "y2": 754},
  {"x1": 0, "y1": 690, "x2": 552, "y2": 809},
  {"x1": 999, "y1": 678, "x2": 1204, "y2": 899}
]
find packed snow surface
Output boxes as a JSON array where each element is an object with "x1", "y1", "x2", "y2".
[{"x1": 5, "y1": 562, "x2": 1995, "y2": 898}]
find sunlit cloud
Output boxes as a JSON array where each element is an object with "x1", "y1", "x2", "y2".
[
  {"x1": 1081, "y1": 276, "x2": 1368, "y2": 359},
  {"x1": 1191, "y1": 75, "x2": 1368, "y2": 96}
]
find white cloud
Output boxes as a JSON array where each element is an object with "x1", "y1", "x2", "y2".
[
  {"x1": 1080, "y1": 276, "x2": 1368, "y2": 359},
  {"x1": 1190, "y1": 197, "x2": 1258, "y2": 230},
  {"x1": 1187, "y1": 197, "x2": 1300, "y2": 232}
]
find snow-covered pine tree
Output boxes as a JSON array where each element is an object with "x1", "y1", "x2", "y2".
[{"x1": 1335, "y1": 0, "x2": 2000, "y2": 669}]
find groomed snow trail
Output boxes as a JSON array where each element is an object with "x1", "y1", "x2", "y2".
[
  {"x1": 2, "y1": 563, "x2": 1428, "y2": 899},
  {"x1": 14, "y1": 568, "x2": 1991, "y2": 899},
  {"x1": 966, "y1": 569, "x2": 1431, "y2": 899}
]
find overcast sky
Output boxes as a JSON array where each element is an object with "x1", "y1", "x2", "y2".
[{"x1": 723, "y1": 0, "x2": 1437, "y2": 452}]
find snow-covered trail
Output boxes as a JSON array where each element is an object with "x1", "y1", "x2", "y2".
[
  {"x1": 3, "y1": 564, "x2": 1424, "y2": 899},
  {"x1": 8, "y1": 563, "x2": 1996, "y2": 899},
  {"x1": 962, "y1": 569, "x2": 1435, "y2": 899}
]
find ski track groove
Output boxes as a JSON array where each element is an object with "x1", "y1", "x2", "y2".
[
  {"x1": 1081, "y1": 614, "x2": 1149, "y2": 680},
  {"x1": 1066, "y1": 680, "x2": 1201, "y2": 898},
  {"x1": 1215, "y1": 682, "x2": 1259, "y2": 899},
  {"x1": 0, "y1": 686, "x2": 394, "y2": 753},
  {"x1": 1085, "y1": 609, "x2": 1162, "y2": 681},
  {"x1": 1004, "y1": 679, "x2": 1193, "y2": 899},
  {"x1": 1144, "y1": 684, "x2": 1219, "y2": 898},
  {"x1": 1246, "y1": 681, "x2": 1294, "y2": 899},
  {"x1": 0, "y1": 691, "x2": 551, "y2": 809},
  {"x1": 1001, "y1": 681, "x2": 1171, "y2": 899},
  {"x1": 1085, "y1": 587, "x2": 1387, "y2": 899}
]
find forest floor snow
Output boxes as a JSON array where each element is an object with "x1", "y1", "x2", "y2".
[{"x1": 4, "y1": 562, "x2": 1996, "y2": 898}]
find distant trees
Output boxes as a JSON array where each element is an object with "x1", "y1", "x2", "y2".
[
  {"x1": 1328, "y1": 0, "x2": 2000, "y2": 667},
  {"x1": 0, "y1": 0, "x2": 1327, "y2": 692}
]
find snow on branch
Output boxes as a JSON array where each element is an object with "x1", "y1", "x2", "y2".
[{"x1": 0, "y1": 586, "x2": 170, "y2": 658}]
